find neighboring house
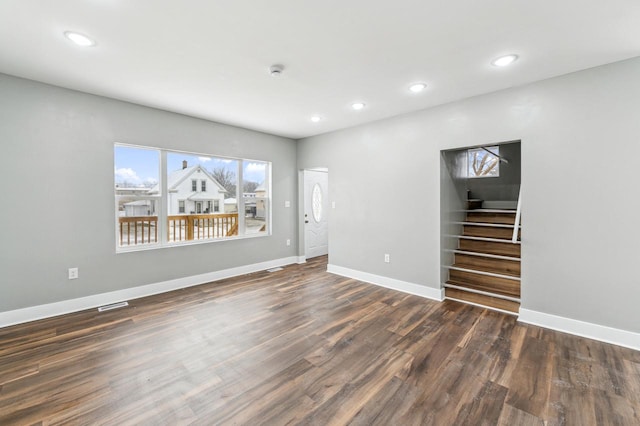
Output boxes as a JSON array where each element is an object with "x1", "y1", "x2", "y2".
[
  {"x1": 116, "y1": 186, "x2": 157, "y2": 217},
  {"x1": 123, "y1": 200, "x2": 154, "y2": 217},
  {"x1": 255, "y1": 182, "x2": 267, "y2": 219},
  {"x1": 224, "y1": 198, "x2": 238, "y2": 213},
  {"x1": 149, "y1": 161, "x2": 227, "y2": 215},
  {"x1": 224, "y1": 190, "x2": 266, "y2": 217}
]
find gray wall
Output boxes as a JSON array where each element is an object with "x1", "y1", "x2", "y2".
[
  {"x1": 298, "y1": 57, "x2": 640, "y2": 333},
  {"x1": 466, "y1": 142, "x2": 521, "y2": 201},
  {"x1": 0, "y1": 74, "x2": 298, "y2": 313}
]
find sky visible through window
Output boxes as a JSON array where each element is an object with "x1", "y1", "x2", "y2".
[{"x1": 115, "y1": 146, "x2": 266, "y2": 187}]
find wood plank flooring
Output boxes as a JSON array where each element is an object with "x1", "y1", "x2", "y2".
[{"x1": 1, "y1": 256, "x2": 639, "y2": 425}]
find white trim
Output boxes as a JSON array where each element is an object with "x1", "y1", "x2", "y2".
[
  {"x1": 327, "y1": 264, "x2": 444, "y2": 302},
  {"x1": 519, "y1": 309, "x2": 640, "y2": 351},
  {"x1": 446, "y1": 234, "x2": 521, "y2": 244},
  {"x1": 445, "y1": 297, "x2": 518, "y2": 316},
  {"x1": 512, "y1": 186, "x2": 522, "y2": 243},
  {"x1": 296, "y1": 256, "x2": 307, "y2": 264},
  {"x1": 446, "y1": 249, "x2": 520, "y2": 262},
  {"x1": 446, "y1": 265, "x2": 520, "y2": 281},
  {"x1": 462, "y1": 209, "x2": 516, "y2": 213},
  {"x1": 0, "y1": 256, "x2": 299, "y2": 329}
]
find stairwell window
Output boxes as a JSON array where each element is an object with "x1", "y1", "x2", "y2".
[
  {"x1": 468, "y1": 146, "x2": 500, "y2": 178},
  {"x1": 114, "y1": 144, "x2": 271, "y2": 252}
]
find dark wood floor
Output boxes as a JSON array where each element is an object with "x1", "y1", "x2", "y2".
[{"x1": 1, "y1": 256, "x2": 639, "y2": 425}]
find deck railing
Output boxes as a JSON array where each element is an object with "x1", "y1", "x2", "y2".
[
  {"x1": 118, "y1": 213, "x2": 239, "y2": 246},
  {"x1": 168, "y1": 213, "x2": 238, "y2": 242},
  {"x1": 119, "y1": 216, "x2": 158, "y2": 246}
]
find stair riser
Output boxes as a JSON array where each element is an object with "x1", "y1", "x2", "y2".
[
  {"x1": 445, "y1": 288, "x2": 520, "y2": 313},
  {"x1": 466, "y1": 213, "x2": 516, "y2": 225},
  {"x1": 463, "y1": 225, "x2": 520, "y2": 239},
  {"x1": 458, "y1": 239, "x2": 521, "y2": 257},
  {"x1": 454, "y1": 254, "x2": 521, "y2": 276},
  {"x1": 448, "y1": 269, "x2": 520, "y2": 298}
]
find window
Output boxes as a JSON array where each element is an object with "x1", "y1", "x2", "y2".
[
  {"x1": 115, "y1": 144, "x2": 271, "y2": 251},
  {"x1": 243, "y1": 160, "x2": 269, "y2": 235},
  {"x1": 468, "y1": 146, "x2": 500, "y2": 178},
  {"x1": 114, "y1": 146, "x2": 160, "y2": 248}
]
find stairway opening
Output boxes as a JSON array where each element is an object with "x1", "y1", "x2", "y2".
[{"x1": 440, "y1": 141, "x2": 521, "y2": 314}]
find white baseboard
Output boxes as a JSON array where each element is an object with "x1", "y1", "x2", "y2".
[
  {"x1": 296, "y1": 256, "x2": 307, "y2": 264},
  {"x1": 327, "y1": 264, "x2": 444, "y2": 302},
  {"x1": 0, "y1": 256, "x2": 299, "y2": 329},
  {"x1": 519, "y1": 309, "x2": 640, "y2": 351}
]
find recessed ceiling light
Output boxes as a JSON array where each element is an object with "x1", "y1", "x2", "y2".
[
  {"x1": 491, "y1": 54, "x2": 518, "y2": 67},
  {"x1": 311, "y1": 115, "x2": 322, "y2": 123},
  {"x1": 409, "y1": 83, "x2": 427, "y2": 93},
  {"x1": 64, "y1": 31, "x2": 95, "y2": 47},
  {"x1": 351, "y1": 102, "x2": 365, "y2": 110}
]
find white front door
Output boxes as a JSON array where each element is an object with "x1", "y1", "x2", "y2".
[{"x1": 304, "y1": 170, "x2": 328, "y2": 258}]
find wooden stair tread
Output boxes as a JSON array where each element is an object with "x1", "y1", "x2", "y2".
[
  {"x1": 450, "y1": 249, "x2": 520, "y2": 262},
  {"x1": 458, "y1": 239, "x2": 521, "y2": 257},
  {"x1": 456, "y1": 221, "x2": 519, "y2": 228},
  {"x1": 446, "y1": 273, "x2": 521, "y2": 298},
  {"x1": 451, "y1": 261, "x2": 520, "y2": 278},
  {"x1": 463, "y1": 225, "x2": 521, "y2": 239},
  {"x1": 445, "y1": 287, "x2": 520, "y2": 314},
  {"x1": 465, "y1": 214, "x2": 517, "y2": 225}
]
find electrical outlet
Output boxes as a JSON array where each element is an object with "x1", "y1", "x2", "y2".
[
  {"x1": 285, "y1": 200, "x2": 291, "y2": 208},
  {"x1": 384, "y1": 254, "x2": 390, "y2": 263},
  {"x1": 68, "y1": 267, "x2": 79, "y2": 280},
  {"x1": 286, "y1": 239, "x2": 291, "y2": 246},
  {"x1": 332, "y1": 201, "x2": 336, "y2": 209}
]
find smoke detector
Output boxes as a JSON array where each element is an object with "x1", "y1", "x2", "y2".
[{"x1": 269, "y1": 64, "x2": 284, "y2": 76}]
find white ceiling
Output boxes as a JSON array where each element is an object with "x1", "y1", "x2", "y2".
[{"x1": 1, "y1": 1, "x2": 639, "y2": 139}]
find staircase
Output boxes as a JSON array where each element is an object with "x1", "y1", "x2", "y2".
[{"x1": 445, "y1": 209, "x2": 521, "y2": 314}]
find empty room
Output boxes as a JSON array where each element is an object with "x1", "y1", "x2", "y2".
[{"x1": 1, "y1": 1, "x2": 639, "y2": 424}]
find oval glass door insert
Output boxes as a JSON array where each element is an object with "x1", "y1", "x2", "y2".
[{"x1": 312, "y1": 183, "x2": 322, "y2": 222}]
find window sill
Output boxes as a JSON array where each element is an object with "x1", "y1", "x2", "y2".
[{"x1": 116, "y1": 231, "x2": 270, "y2": 254}]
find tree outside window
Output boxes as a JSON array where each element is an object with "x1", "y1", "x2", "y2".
[{"x1": 468, "y1": 146, "x2": 500, "y2": 178}]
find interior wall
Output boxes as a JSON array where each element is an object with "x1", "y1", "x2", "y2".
[
  {"x1": 297, "y1": 57, "x2": 640, "y2": 333},
  {"x1": 0, "y1": 73, "x2": 298, "y2": 313}
]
